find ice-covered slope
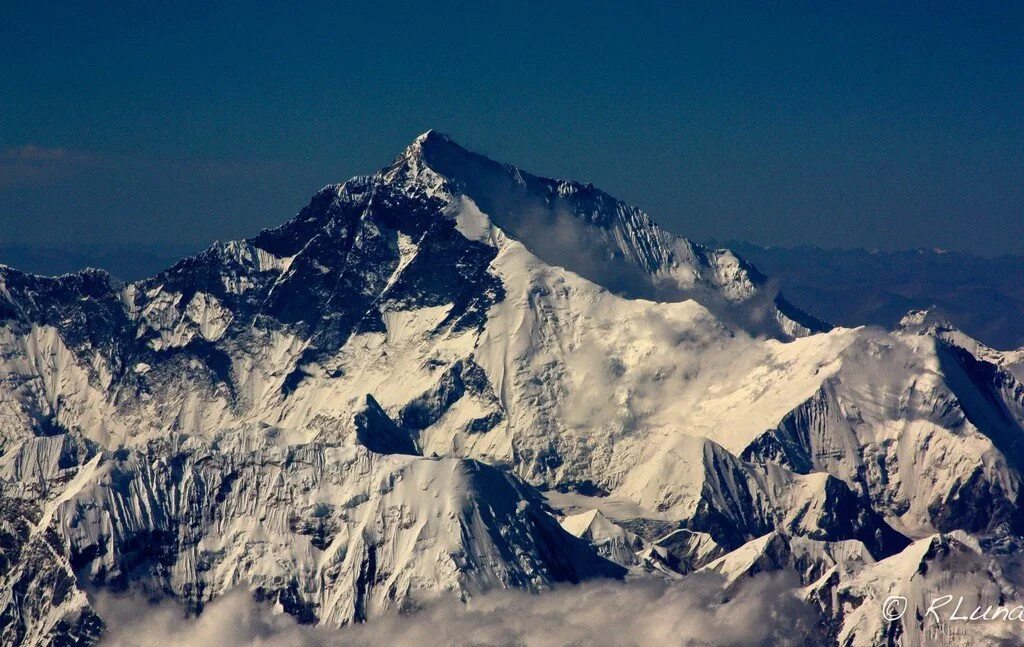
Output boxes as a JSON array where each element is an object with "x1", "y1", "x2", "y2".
[
  {"x1": 741, "y1": 328, "x2": 1024, "y2": 537},
  {"x1": 823, "y1": 533, "x2": 1024, "y2": 646},
  {"x1": 2, "y1": 131, "x2": 1023, "y2": 644},
  {"x1": 0, "y1": 431, "x2": 621, "y2": 639}
]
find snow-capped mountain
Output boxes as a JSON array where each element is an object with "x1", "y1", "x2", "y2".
[{"x1": 2, "y1": 132, "x2": 1023, "y2": 645}]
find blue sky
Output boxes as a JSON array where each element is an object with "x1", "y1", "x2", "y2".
[{"x1": 2, "y1": 1, "x2": 1022, "y2": 255}]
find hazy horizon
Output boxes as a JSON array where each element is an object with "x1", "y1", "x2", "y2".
[{"x1": 3, "y1": 3, "x2": 1022, "y2": 256}]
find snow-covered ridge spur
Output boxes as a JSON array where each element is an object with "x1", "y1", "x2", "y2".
[{"x1": 2, "y1": 131, "x2": 1024, "y2": 645}]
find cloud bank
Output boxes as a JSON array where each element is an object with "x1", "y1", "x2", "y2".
[{"x1": 96, "y1": 573, "x2": 818, "y2": 647}]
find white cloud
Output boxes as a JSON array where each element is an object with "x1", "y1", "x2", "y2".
[
  {"x1": 95, "y1": 573, "x2": 817, "y2": 647},
  {"x1": 94, "y1": 588, "x2": 328, "y2": 647}
]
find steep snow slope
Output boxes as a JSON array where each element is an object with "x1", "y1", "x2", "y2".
[
  {"x1": 0, "y1": 431, "x2": 621, "y2": 637},
  {"x1": 743, "y1": 328, "x2": 1024, "y2": 537},
  {"x1": 825, "y1": 533, "x2": 1024, "y2": 646}
]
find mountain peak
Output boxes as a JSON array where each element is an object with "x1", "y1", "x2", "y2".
[
  {"x1": 378, "y1": 129, "x2": 829, "y2": 338},
  {"x1": 897, "y1": 307, "x2": 957, "y2": 335},
  {"x1": 403, "y1": 129, "x2": 461, "y2": 162},
  {"x1": 413, "y1": 129, "x2": 454, "y2": 146}
]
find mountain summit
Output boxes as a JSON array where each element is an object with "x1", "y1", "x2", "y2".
[
  {"x1": 391, "y1": 131, "x2": 830, "y2": 338},
  {"x1": 2, "y1": 133, "x2": 1023, "y2": 646}
]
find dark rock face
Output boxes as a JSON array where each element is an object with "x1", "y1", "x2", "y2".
[
  {"x1": 355, "y1": 395, "x2": 418, "y2": 456},
  {"x1": 399, "y1": 357, "x2": 504, "y2": 434}
]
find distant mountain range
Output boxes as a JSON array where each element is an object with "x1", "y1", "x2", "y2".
[
  {"x1": 2, "y1": 132, "x2": 1024, "y2": 645},
  {"x1": 713, "y1": 241, "x2": 1024, "y2": 350}
]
